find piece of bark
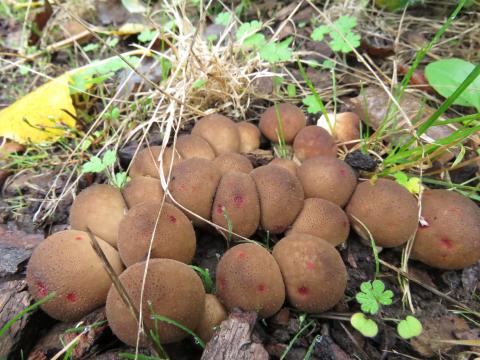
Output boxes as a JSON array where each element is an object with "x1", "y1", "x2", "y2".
[
  {"x1": 0, "y1": 280, "x2": 36, "y2": 358},
  {"x1": 201, "y1": 310, "x2": 268, "y2": 360}
]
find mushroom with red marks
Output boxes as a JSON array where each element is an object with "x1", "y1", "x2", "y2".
[
  {"x1": 259, "y1": 103, "x2": 306, "y2": 144},
  {"x1": 293, "y1": 125, "x2": 338, "y2": 161}
]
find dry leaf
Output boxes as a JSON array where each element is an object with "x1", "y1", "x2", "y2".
[{"x1": 0, "y1": 74, "x2": 76, "y2": 144}]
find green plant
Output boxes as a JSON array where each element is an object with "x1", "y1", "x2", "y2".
[
  {"x1": 190, "y1": 266, "x2": 214, "y2": 294},
  {"x1": 356, "y1": 280, "x2": 393, "y2": 315},
  {"x1": 392, "y1": 171, "x2": 421, "y2": 194},
  {"x1": 81, "y1": 150, "x2": 128, "y2": 188},
  {"x1": 425, "y1": 58, "x2": 480, "y2": 112},
  {"x1": 273, "y1": 104, "x2": 289, "y2": 158},
  {"x1": 311, "y1": 16, "x2": 360, "y2": 54},
  {"x1": 150, "y1": 314, "x2": 205, "y2": 349},
  {"x1": 280, "y1": 314, "x2": 314, "y2": 360}
]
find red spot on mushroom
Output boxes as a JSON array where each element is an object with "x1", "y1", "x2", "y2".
[
  {"x1": 306, "y1": 261, "x2": 315, "y2": 270},
  {"x1": 218, "y1": 277, "x2": 227, "y2": 290},
  {"x1": 257, "y1": 284, "x2": 266, "y2": 292},
  {"x1": 36, "y1": 281, "x2": 48, "y2": 297},
  {"x1": 168, "y1": 215, "x2": 177, "y2": 224},
  {"x1": 449, "y1": 207, "x2": 461, "y2": 215},
  {"x1": 216, "y1": 204, "x2": 224, "y2": 214},
  {"x1": 233, "y1": 195, "x2": 244, "y2": 207},
  {"x1": 440, "y1": 237, "x2": 453, "y2": 250},
  {"x1": 237, "y1": 251, "x2": 246, "y2": 259},
  {"x1": 66, "y1": 293, "x2": 77, "y2": 302},
  {"x1": 298, "y1": 286, "x2": 308, "y2": 295},
  {"x1": 74, "y1": 235, "x2": 83, "y2": 240},
  {"x1": 339, "y1": 168, "x2": 347, "y2": 177}
]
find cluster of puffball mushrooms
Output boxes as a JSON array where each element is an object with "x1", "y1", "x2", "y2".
[{"x1": 26, "y1": 103, "x2": 480, "y2": 347}]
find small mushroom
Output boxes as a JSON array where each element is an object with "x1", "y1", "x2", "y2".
[
  {"x1": 412, "y1": 189, "x2": 480, "y2": 269},
  {"x1": 175, "y1": 134, "x2": 216, "y2": 161},
  {"x1": 191, "y1": 114, "x2": 240, "y2": 155},
  {"x1": 196, "y1": 294, "x2": 228, "y2": 343},
  {"x1": 129, "y1": 146, "x2": 182, "y2": 179},
  {"x1": 237, "y1": 122, "x2": 261, "y2": 153},
  {"x1": 272, "y1": 233, "x2": 347, "y2": 313},
  {"x1": 289, "y1": 198, "x2": 350, "y2": 246},
  {"x1": 212, "y1": 171, "x2": 260, "y2": 238},
  {"x1": 168, "y1": 158, "x2": 221, "y2": 225},
  {"x1": 117, "y1": 201, "x2": 196, "y2": 266},
  {"x1": 293, "y1": 125, "x2": 337, "y2": 161},
  {"x1": 317, "y1": 112, "x2": 361, "y2": 148},
  {"x1": 216, "y1": 243, "x2": 285, "y2": 318},
  {"x1": 269, "y1": 158, "x2": 298, "y2": 176},
  {"x1": 259, "y1": 103, "x2": 306, "y2": 143},
  {"x1": 106, "y1": 259, "x2": 205, "y2": 346},
  {"x1": 122, "y1": 176, "x2": 164, "y2": 208},
  {"x1": 213, "y1": 153, "x2": 254, "y2": 175},
  {"x1": 297, "y1": 156, "x2": 357, "y2": 207},
  {"x1": 26, "y1": 230, "x2": 123, "y2": 321},
  {"x1": 346, "y1": 178, "x2": 418, "y2": 248},
  {"x1": 251, "y1": 165, "x2": 304, "y2": 234},
  {"x1": 69, "y1": 184, "x2": 126, "y2": 247}
]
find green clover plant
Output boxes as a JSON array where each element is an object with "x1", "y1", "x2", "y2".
[
  {"x1": 81, "y1": 150, "x2": 128, "y2": 189},
  {"x1": 311, "y1": 15, "x2": 360, "y2": 54}
]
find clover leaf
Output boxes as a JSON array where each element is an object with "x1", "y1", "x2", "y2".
[
  {"x1": 397, "y1": 316, "x2": 422, "y2": 339},
  {"x1": 392, "y1": 171, "x2": 421, "y2": 194},
  {"x1": 236, "y1": 20, "x2": 262, "y2": 42},
  {"x1": 334, "y1": 15, "x2": 357, "y2": 33},
  {"x1": 215, "y1": 11, "x2": 232, "y2": 26},
  {"x1": 81, "y1": 156, "x2": 103, "y2": 173},
  {"x1": 350, "y1": 313, "x2": 378, "y2": 338},
  {"x1": 329, "y1": 31, "x2": 361, "y2": 53},
  {"x1": 302, "y1": 95, "x2": 323, "y2": 114},
  {"x1": 356, "y1": 280, "x2": 393, "y2": 315},
  {"x1": 311, "y1": 25, "x2": 329, "y2": 41},
  {"x1": 259, "y1": 37, "x2": 293, "y2": 64}
]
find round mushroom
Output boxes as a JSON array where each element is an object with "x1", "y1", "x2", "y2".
[
  {"x1": 213, "y1": 153, "x2": 253, "y2": 175},
  {"x1": 122, "y1": 176, "x2": 164, "y2": 208},
  {"x1": 175, "y1": 134, "x2": 216, "y2": 161},
  {"x1": 346, "y1": 178, "x2": 418, "y2": 248},
  {"x1": 412, "y1": 189, "x2": 480, "y2": 269},
  {"x1": 237, "y1": 122, "x2": 261, "y2": 153},
  {"x1": 269, "y1": 158, "x2": 298, "y2": 177},
  {"x1": 259, "y1": 103, "x2": 306, "y2": 143},
  {"x1": 26, "y1": 230, "x2": 123, "y2": 321},
  {"x1": 196, "y1": 294, "x2": 228, "y2": 343},
  {"x1": 117, "y1": 201, "x2": 196, "y2": 267},
  {"x1": 290, "y1": 198, "x2": 350, "y2": 246},
  {"x1": 251, "y1": 165, "x2": 304, "y2": 234},
  {"x1": 129, "y1": 146, "x2": 182, "y2": 179},
  {"x1": 317, "y1": 112, "x2": 361, "y2": 148},
  {"x1": 297, "y1": 156, "x2": 357, "y2": 207},
  {"x1": 216, "y1": 243, "x2": 285, "y2": 318},
  {"x1": 106, "y1": 258, "x2": 205, "y2": 346},
  {"x1": 293, "y1": 125, "x2": 338, "y2": 161},
  {"x1": 69, "y1": 184, "x2": 126, "y2": 247},
  {"x1": 191, "y1": 114, "x2": 240, "y2": 155}
]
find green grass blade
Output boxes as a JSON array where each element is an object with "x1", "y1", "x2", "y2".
[
  {"x1": 151, "y1": 315, "x2": 205, "y2": 349},
  {"x1": 280, "y1": 320, "x2": 314, "y2": 360}
]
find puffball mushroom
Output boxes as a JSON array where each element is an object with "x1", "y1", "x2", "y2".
[
  {"x1": 168, "y1": 158, "x2": 221, "y2": 225},
  {"x1": 272, "y1": 233, "x2": 347, "y2": 313},
  {"x1": 269, "y1": 158, "x2": 298, "y2": 177},
  {"x1": 175, "y1": 134, "x2": 216, "y2": 161},
  {"x1": 27, "y1": 230, "x2": 123, "y2": 321},
  {"x1": 251, "y1": 165, "x2": 304, "y2": 234},
  {"x1": 117, "y1": 201, "x2": 196, "y2": 267},
  {"x1": 129, "y1": 146, "x2": 182, "y2": 179},
  {"x1": 259, "y1": 103, "x2": 306, "y2": 143},
  {"x1": 196, "y1": 294, "x2": 228, "y2": 343},
  {"x1": 346, "y1": 178, "x2": 418, "y2": 248},
  {"x1": 317, "y1": 112, "x2": 361, "y2": 148},
  {"x1": 412, "y1": 189, "x2": 480, "y2": 269},
  {"x1": 237, "y1": 122, "x2": 261, "y2": 153},
  {"x1": 290, "y1": 198, "x2": 350, "y2": 246},
  {"x1": 106, "y1": 258, "x2": 205, "y2": 346},
  {"x1": 191, "y1": 114, "x2": 240, "y2": 155},
  {"x1": 297, "y1": 156, "x2": 357, "y2": 207},
  {"x1": 213, "y1": 153, "x2": 254, "y2": 175},
  {"x1": 216, "y1": 243, "x2": 285, "y2": 318},
  {"x1": 122, "y1": 176, "x2": 164, "y2": 208},
  {"x1": 212, "y1": 171, "x2": 260, "y2": 238},
  {"x1": 69, "y1": 184, "x2": 126, "y2": 247},
  {"x1": 293, "y1": 125, "x2": 338, "y2": 161}
]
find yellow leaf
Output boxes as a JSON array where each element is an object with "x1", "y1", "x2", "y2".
[{"x1": 0, "y1": 74, "x2": 76, "y2": 144}]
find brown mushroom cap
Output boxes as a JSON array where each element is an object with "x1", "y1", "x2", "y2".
[
  {"x1": 191, "y1": 114, "x2": 240, "y2": 155},
  {"x1": 175, "y1": 134, "x2": 215, "y2": 161},
  {"x1": 212, "y1": 171, "x2": 260, "y2": 238},
  {"x1": 346, "y1": 178, "x2": 418, "y2": 248},
  {"x1": 216, "y1": 243, "x2": 285, "y2": 318},
  {"x1": 69, "y1": 184, "x2": 126, "y2": 247},
  {"x1": 106, "y1": 259, "x2": 205, "y2": 346},
  {"x1": 297, "y1": 156, "x2": 357, "y2": 207},
  {"x1": 213, "y1": 153, "x2": 253, "y2": 175},
  {"x1": 26, "y1": 230, "x2": 123, "y2": 321},
  {"x1": 272, "y1": 233, "x2": 347, "y2": 313},
  {"x1": 122, "y1": 176, "x2": 164, "y2": 208},
  {"x1": 411, "y1": 189, "x2": 480, "y2": 269},
  {"x1": 259, "y1": 103, "x2": 306, "y2": 143},
  {"x1": 251, "y1": 165, "x2": 304, "y2": 234},
  {"x1": 290, "y1": 198, "x2": 350, "y2": 246},
  {"x1": 237, "y1": 122, "x2": 261, "y2": 153},
  {"x1": 168, "y1": 158, "x2": 221, "y2": 225},
  {"x1": 269, "y1": 158, "x2": 298, "y2": 177},
  {"x1": 129, "y1": 146, "x2": 182, "y2": 179},
  {"x1": 317, "y1": 112, "x2": 361, "y2": 149},
  {"x1": 293, "y1": 125, "x2": 338, "y2": 161},
  {"x1": 117, "y1": 201, "x2": 196, "y2": 267},
  {"x1": 196, "y1": 294, "x2": 228, "y2": 343}
]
